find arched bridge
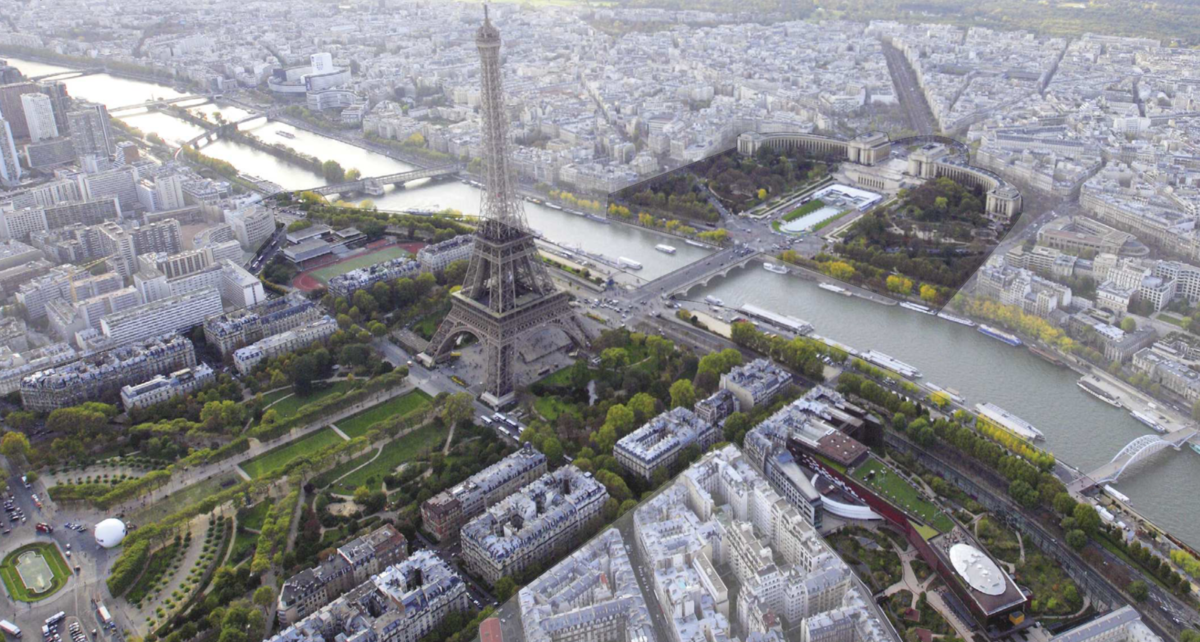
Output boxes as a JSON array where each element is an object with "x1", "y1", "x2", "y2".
[
  {"x1": 301, "y1": 166, "x2": 461, "y2": 197},
  {"x1": 176, "y1": 111, "x2": 276, "y2": 159},
  {"x1": 1084, "y1": 428, "x2": 1197, "y2": 486},
  {"x1": 629, "y1": 247, "x2": 757, "y2": 304},
  {"x1": 28, "y1": 68, "x2": 103, "y2": 82},
  {"x1": 108, "y1": 95, "x2": 211, "y2": 114}
]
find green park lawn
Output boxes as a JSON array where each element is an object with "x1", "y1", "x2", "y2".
[
  {"x1": 0, "y1": 543, "x2": 71, "y2": 602},
  {"x1": 781, "y1": 199, "x2": 826, "y2": 222},
  {"x1": 238, "y1": 501, "x2": 271, "y2": 531},
  {"x1": 538, "y1": 365, "x2": 577, "y2": 387},
  {"x1": 335, "y1": 390, "x2": 432, "y2": 439},
  {"x1": 534, "y1": 396, "x2": 582, "y2": 423},
  {"x1": 262, "y1": 381, "x2": 355, "y2": 422},
  {"x1": 332, "y1": 424, "x2": 447, "y2": 493},
  {"x1": 310, "y1": 246, "x2": 411, "y2": 284},
  {"x1": 852, "y1": 458, "x2": 954, "y2": 533},
  {"x1": 241, "y1": 428, "x2": 347, "y2": 479}
]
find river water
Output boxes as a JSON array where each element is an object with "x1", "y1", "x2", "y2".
[{"x1": 9, "y1": 57, "x2": 1200, "y2": 546}]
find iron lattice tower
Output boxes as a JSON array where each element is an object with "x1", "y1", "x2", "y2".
[{"x1": 424, "y1": 6, "x2": 588, "y2": 408}]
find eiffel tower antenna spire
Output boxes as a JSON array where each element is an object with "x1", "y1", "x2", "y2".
[{"x1": 422, "y1": 8, "x2": 589, "y2": 409}]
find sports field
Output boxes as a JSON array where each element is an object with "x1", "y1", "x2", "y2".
[
  {"x1": 0, "y1": 543, "x2": 70, "y2": 601},
  {"x1": 309, "y1": 245, "x2": 411, "y2": 284}
]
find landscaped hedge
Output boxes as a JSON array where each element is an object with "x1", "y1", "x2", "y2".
[{"x1": 107, "y1": 539, "x2": 151, "y2": 595}]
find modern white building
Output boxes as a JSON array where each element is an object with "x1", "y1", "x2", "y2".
[
  {"x1": 0, "y1": 116, "x2": 20, "y2": 187},
  {"x1": 633, "y1": 445, "x2": 897, "y2": 642},
  {"x1": 91, "y1": 286, "x2": 223, "y2": 350},
  {"x1": 225, "y1": 205, "x2": 275, "y2": 251},
  {"x1": 20, "y1": 93, "x2": 57, "y2": 142}
]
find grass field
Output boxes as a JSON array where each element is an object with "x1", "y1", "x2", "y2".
[
  {"x1": 238, "y1": 501, "x2": 270, "y2": 531},
  {"x1": 131, "y1": 471, "x2": 240, "y2": 525},
  {"x1": 0, "y1": 543, "x2": 70, "y2": 601},
  {"x1": 241, "y1": 428, "x2": 347, "y2": 479},
  {"x1": 263, "y1": 381, "x2": 355, "y2": 423},
  {"x1": 335, "y1": 390, "x2": 432, "y2": 439},
  {"x1": 852, "y1": 458, "x2": 954, "y2": 533},
  {"x1": 310, "y1": 246, "x2": 411, "y2": 284},
  {"x1": 781, "y1": 199, "x2": 826, "y2": 222},
  {"x1": 538, "y1": 365, "x2": 578, "y2": 387},
  {"x1": 534, "y1": 395, "x2": 581, "y2": 423},
  {"x1": 332, "y1": 424, "x2": 447, "y2": 493}
]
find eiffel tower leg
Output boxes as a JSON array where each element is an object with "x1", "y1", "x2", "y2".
[
  {"x1": 481, "y1": 340, "x2": 516, "y2": 409},
  {"x1": 424, "y1": 307, "x2": 472, "y2": 363}
]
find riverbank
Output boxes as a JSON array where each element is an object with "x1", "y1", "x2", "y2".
[{"x1": 0, "y1": 46, "x2": 196, "y2": 89}]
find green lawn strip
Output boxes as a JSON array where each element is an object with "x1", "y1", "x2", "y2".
[
  {"x1": 812, "y1": 209, "x2": 851, "y2": 232},
  {"x1": 852, "y1": 459, "x2": 954, "y2": 533},
  {"x1": 0, "y1": 543, "x2": 71, "y2": 602},
  {"x1": 237, "y1": 501, "x2": 271, "y2": 531},
  {"x1": 263, "y1": 381, "x2": 355, "y2": 422},
  {"x1": 260, "y1": 387, "x2": 294, "y2": 406},
  {"x1": 1158, "y1": 313, "x2": 1187, "y2": 329},
  {"x1": 336, "y1": 390, "x2": 432, "y2": 439},
  {"x1": 229, "y1": 530, "x2": 257, "y2": 565},
  {"x1": 241, "y1": 428, "x2": 347, "y2": 480},
  {"x1": 130, "y1": 472, "x2": 240, "y2": 525},
  {"x1": 781, "y1": 199, "x2": 826, "y2": 222},
  {"x1": 333, "y1": 424, "x2": 447, "y2": 493},
  {"x1": 311, "y1": 449, "x2": 377, "y2": 489}
]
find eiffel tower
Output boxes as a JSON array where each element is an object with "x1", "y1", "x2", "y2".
[{"x1": 424, "y1": 5, "x2": 589, "y2": 408}]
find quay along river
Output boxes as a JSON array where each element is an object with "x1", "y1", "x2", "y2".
[{"x1": 9, "y1": 57, "x2": 1200, "y2": 546}]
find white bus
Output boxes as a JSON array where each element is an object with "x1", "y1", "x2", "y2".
[
  {"x1": 0, "y1": 620, "x2": 21, "y2": 637},
  {"x1": 44, "y1": 613, "x2": 64, "y2": 627}
]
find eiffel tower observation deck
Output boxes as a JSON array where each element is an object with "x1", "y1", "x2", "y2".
[{"x1": 423, "y1": 5, "x2": 589, "y2": 409}]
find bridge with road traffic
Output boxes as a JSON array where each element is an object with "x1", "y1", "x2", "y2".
[
  {"x1": 629, "y1": 246, "x2": 759, "y2": 304},
  {"x1": 1071, "y1": 428, "x2": 1198, "y2": 490},
  {"x1": 301, "y1": 166, "x2": 461, "y2": 197}
]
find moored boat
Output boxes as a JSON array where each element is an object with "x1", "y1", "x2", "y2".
[
  {"x1": 1077, "y1": 377, "x2": 1123, "y2": 408},
  {"x1": 978, "y1": 325, "x2": 1022, "y2": 347},
  {"x1": 936, "y1": 311, "x2": 976, "y2": 327},
  {"x1": 900, "y1": 301, "x2": 935, "y2": 314},
  {"x1": 819, "y1": 283, "x2": 851, "y2": 296},
  {"x1": 763, "y1": 263, "x2": 788, "y2": 274}
]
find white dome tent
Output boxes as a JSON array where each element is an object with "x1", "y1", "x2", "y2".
[{"x1": 94, "y1": 518, "x2": 126, "y2": 548}]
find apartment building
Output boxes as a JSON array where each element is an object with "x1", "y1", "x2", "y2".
[
  {"x1": 721, "y1": 358, "x2": 792, "y2": 410},
  {"x1": 203, "y1": 293, "x2": 322, "y2": 357},
  {"x1": 268, "y1": 550, "x2": 467, "y2": 642},
  {"x1": 20, "y1": 333, "x2": 195, "y2": 411},
  {"x1": 120, "y1": 363, "x2": 215, "y2": 410},
  {"x1": 232, "y1": 315, "x2": 338, "y2": 374},
  {"x1": 461, "y1": 466, "x2": 607, "y2": 586},
  {"x1": 276, "y1": 524, "x2": 408, "y2": 627},
  {"x1": 416, "y1": 235, "x2": 473, "y2": 273},
  {"x1": 614, "y1": 406, "x2": 719, "y2": 481},
  {"x1": 91, "y1": 287, "x2": 222, "y2": 350},
  {"x1": 421, "y1": 443, "x2": 548, "y2": 541}
]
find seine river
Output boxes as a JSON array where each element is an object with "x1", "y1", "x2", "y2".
[{"x1": 9, "y1": 57, "x2": 1200, "y2": 546}]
